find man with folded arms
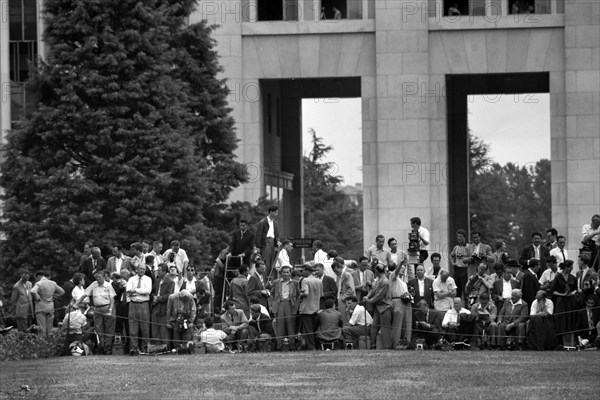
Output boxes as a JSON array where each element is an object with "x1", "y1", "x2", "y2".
[
  {"x1": 126, "y1": 264, "x2": 153, "y2": 355},
  {"x1": 527, "y1": 290, "x2": 555, "y2": 351},
  {"x1": 84, "y1": 270, "x2": 116, "y2": 354}
]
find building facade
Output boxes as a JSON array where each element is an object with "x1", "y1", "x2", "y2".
[{"x1": 1, "y1": 0, "x2": 599, "y2": 265}]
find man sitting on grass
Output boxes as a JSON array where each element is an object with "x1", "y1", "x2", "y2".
[
  {"x1": 342, "y1": 296, "x2": 372, "y2": 349},
  {"x1": 200, "y1": 317, "x2": 227, "y2": 353},
  {"x1": 441, "y1": 297, "x2": 474, "y2": 347},
  {"x1": 220, "y1": 300, "x2": 249, "y2": 351},
  {"x1": 495, "y1": 289, "x2": 529, "y2": 350},
  {"x1": 247, "y1": 304, "x2": 273, "y2": 352}
]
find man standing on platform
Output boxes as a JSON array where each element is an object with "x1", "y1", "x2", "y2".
[
  {"x1": 520, "y1": 232, "x2": 550, "y2": 278},
  {"x1": 255, "y1": 206, "x2": 280, "y2": 281},
  {"x1": 463, "y1": 231, "x2": 493, "y2": 278},
  {"x1": 549, "y1": 235, "x2": 569, "y2": 266},
  {"x1": 230, "y1": 219, "x2": 255, "y2": 268}
]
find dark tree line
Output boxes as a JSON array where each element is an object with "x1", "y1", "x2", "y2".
[
  {"x1": 303, "y1": 129, "x2": 363, "y2": 261},
  {"x1": 469, "y1": 133, "x2": 551, "y2": 258},
  {"x1": 0, "y1": 0, "x2": 247, "y2": 289}
]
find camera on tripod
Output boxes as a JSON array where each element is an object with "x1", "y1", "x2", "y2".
[{"x1": 408, "y1": 231, "x2": 420, "y2": 254}]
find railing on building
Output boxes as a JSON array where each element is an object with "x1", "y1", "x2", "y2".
[
  {"x1": 242, "y1": 0, "x2": 374, "y2": 22},
  {"x1": 429, "y1": 0, "x2": 564, "y2": 18}
]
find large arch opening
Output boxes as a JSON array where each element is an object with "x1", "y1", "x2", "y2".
[
  {"x1": 446, "y1": 72, "x2": 551, "y2": 262},
  {"x1": 260, "y1": 77, "x2": 362, "y2": 263}
]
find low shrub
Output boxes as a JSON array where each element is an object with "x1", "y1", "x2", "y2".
[{"x1": 0, "y1": 330, "x2": 67, "y2": 361}]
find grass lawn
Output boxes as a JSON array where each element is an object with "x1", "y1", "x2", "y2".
[{"x1": 1, "y1": 350, "x2": 598, "y2": 399}]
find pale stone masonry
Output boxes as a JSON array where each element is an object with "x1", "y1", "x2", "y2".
[{"x1": 0, "y1": 0, "x2": 598, "y2": 267}]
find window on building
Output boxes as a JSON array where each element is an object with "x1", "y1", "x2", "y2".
[
  {"x1": 509, "y1": 0, "x2": 551, "y2": 14},
  {"x1": 9, "y1": 0, "x2": 38, "y2": 122},
  {"x1": 257, "y1": 0, "x2": 299, "y2": 21}
]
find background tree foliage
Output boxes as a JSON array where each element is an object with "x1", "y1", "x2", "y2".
[
  {"x1": 303, "y1": 129, "x2": 363, "y2": 261},
  {"x1": 0, "y1": 0, "x2": 247, "y2": 287},
  {"x1": 469, "y1": 133, "x2": 551, "y2": 259}
]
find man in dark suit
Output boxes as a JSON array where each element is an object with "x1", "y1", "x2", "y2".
[
  {"x1": 79, "y1": 246, "x2": 107, "y2": 287},
  {"x1": 270, "y1": 266, "x2": 299, "y2": 351},
  {"x1": 519, "y1": 232, "x2": 550, "y2": 278},
  {"x1": 495, "y1": 289, "x2": 529, "y2": 350},
  {"x1": 408, "y1": 265, "x2": 434, "y2": 309},
  {"x1": 247, "y1": 261, "x2": 270, "y2": 309},
  {"x1": 316, "y1": 263, "x2": 337, "y2": 309},
  {"x1": 351, "y1": 256, "x2": 374, "y2": 301},
  {"x1": 492, "y1": 266, "x2": 520, "y2": 312},
  {"x1": 576, "y1": 296, "x2": 600, "y2": 347},
  {"x1": 413, "y1": 299, "x2": 443, "y2": 347},
  {"x1": 254, "y1": 206, "x2": 280, "y2": 280},
  {"x1": 107, "y1": 245, "x2": 132, "y2": 275},
  {"x1": 151, "y1": 264, "x2": 175, "y2": 347},
  {"x1": 462, "y1": 231, "x2": 494, "y2": 278},
  {"x1": 521, "y1": 260, "x2": 541, "y2": 308},
  {"x1": 230, "y1": 219, "x2": 255, "y2": 267}
]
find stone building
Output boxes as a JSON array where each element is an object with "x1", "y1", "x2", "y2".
[{"x1": 1, "y1": 0, "x2": 598, "y2": 266}]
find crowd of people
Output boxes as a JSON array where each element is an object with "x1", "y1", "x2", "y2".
[{"x1": 5, "y1": 209, "x2": 600, "y2": 356}]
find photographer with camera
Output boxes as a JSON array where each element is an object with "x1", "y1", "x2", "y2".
[
  {"x1": 162, "y1": 240, "x2": 189, "y2": 275},
  {"x1": 166, "y1": 289, "x2": 196, "y2": 353},
  {"x1": 463, "y1": 231, "x2": 493, "y2": 278},
  {"x1": 409, "y1": 217, "x2": 430, "y2": 266},
  {"x1": 581, "y1": 214, "x2": 600, "y2": 271},
  {"x1": 465, "y1": 263, "x2": 493, "y2": 308},
  {"x1": 450, "y1": 229, "x2": 469, "y2": 300}
]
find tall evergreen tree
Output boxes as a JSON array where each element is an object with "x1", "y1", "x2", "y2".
[
  {"x1": 303, "y1": 129, "x2": 362, "y2": 261},
  {"x1": 0, "y1": 0, "x2": 246, "y2": 283}
]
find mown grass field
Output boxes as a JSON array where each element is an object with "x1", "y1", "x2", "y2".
[{"x1": 1, "y1": 350, "x2": 599, "y2": 399}]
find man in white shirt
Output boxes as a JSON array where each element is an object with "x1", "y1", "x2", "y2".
[
  {"x1": 549, "y1": 235, "x2": 568, "y2": 266},
  {"x1": 149, "y1": 240, "x2": 164, "y2": 275},
  {"x1": 342, "y1": 296, "x2": 372, "y2": 349},
  {"x1": 84, "y1": 270, "x2": 116, "y2": 354},
  {"x1": 410, "y1": 217, "x2": 430, "y2": 264},
  {"x1": 162, "y1": 240, "x2": 189, "y2": 274},
  {"x1": 582, "y1": 214, "x2": 600, "y2": 271},
  {"x1": 388, "y1": 262, "x2": 412, "y2": 349},
  {"x1": 126, "y1": 264, "x2": 153, "y2": 355},
  {"x1": 527, "y1": 290, "x2": 555, "y2": 351},
  {"x1": 442, "y1": 297, "x2": 473, "y2": 343},
  {"x1": 388, "y1": 237, "x2": 410, "y2": 282},
  {"x1": 433, "y1": 270, "x2": 457, "y2": 311},
  {"x1": 539, "y1": 256, "x2": 558, "y2": 291},
  {"x1": 274, "y1": 240, "x2": 293, "y2": 280},
  {"x1": 312, "y1": 240, "x2": 328, "y2": 264},
  {"x1": 200, "y1": 316, "x2": 228, "y2": 353}
]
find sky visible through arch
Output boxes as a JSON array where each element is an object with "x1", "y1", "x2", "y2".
[{"x1": 301, "y1": 94, "x2": 550, "y2": 186}]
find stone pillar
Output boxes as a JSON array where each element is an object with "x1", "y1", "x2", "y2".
[
  {"x1": 373, "y1": 0, "x2": 437, "y2": 258},
  {"x1": 563, "y1": 0, "x2": 600, "y2": 254}
]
